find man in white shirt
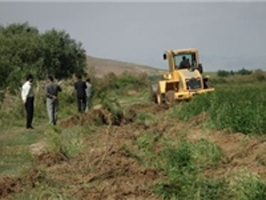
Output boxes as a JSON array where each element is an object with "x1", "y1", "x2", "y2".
[{"x1": 21, "y1": 74, "x2": 34, "y2": 129}]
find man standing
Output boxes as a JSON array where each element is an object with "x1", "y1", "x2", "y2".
[
  {"x1": 74, "y1": 75, "x2": 87, "y2": 113},
  {"x1": 46, "y1": 75, "x2": 62, "y2": 125},
  {"x1": 85, "y1": 78, "x2": 92, "y2": 111},
  {"x1": 21, "y1": 74, "x2": 34, "y2": 129}
]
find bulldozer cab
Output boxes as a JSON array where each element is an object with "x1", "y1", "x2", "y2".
[
  {"x1": 174, "y1": 53, "x2": 196, "y2": 70},
  {"x1": 163, "y1": 48, "x2": 199, "y2": 72}
]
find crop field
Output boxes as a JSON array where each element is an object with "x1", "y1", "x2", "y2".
[{"x1": 1, "y1": 72, "x2": 266, "y2": 200}]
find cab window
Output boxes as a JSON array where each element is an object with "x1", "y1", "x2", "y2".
[{"x1": 174, "y1": 53, "x2": 196, "y2": 69}]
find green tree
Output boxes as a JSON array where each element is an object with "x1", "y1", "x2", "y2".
[
  {"x1": 41, "y1": 29, "x2": 87, "y2": 79},
  {"x1": 0, "y1": 22, "x2": 44, "y2": 89},
  {"x1": 0, "y1": 22, "x2": 87, "y2": 90}
]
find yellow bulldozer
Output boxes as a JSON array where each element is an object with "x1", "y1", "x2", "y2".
[{"x1": 151, "y1": 48, "x2": 214, "y2": 104}]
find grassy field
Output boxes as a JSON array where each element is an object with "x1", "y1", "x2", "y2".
[
  {"x1": 172, "y1": 83, "x2": 266, "y2": 135},
  {"x1": 1, "y1": 72, "x2": 266, "y2": 199}
]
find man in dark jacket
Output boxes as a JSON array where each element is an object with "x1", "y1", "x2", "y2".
[
  {"x1": 46, "y1": 75, "x2": 62, "y2": 125},
  {"x1": 74, "y1": 75, "x2": 87, "y2": 113}
]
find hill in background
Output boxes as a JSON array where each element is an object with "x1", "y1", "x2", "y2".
[{"x1": 86, "y1": 56, "x2": 163, "y2": 77}]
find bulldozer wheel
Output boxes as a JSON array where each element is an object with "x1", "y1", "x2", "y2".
[
  {"x1": 150, "y1": 84, "x2": 159, "y2": 103},
  {"x1": 165, "y1": 90, "x2": 175, "y2": 104},
  {"x1": 157, "y1": 93, "x2": 166, "y2": 104}
]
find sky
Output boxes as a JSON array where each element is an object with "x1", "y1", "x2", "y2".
[{"x1": 0, "y1": 1, "x2": 266, "y2": 71}]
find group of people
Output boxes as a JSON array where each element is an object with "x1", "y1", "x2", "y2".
[{"x1": 21, "y1": 74, "x2": 92, "y2": 129}]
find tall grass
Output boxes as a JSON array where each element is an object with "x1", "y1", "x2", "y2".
[
  {"x1": 45, "y1": 126, "x2": 84, "y2": 159},
  {"x1": 230, "y1": 171, "x2": 266, "y2": 200},
  {"x1": 171, "y1": 84, "x2": 266, "y2": 135},
  {"x1": 154, "y1": 138, "x2": 224, "y2": 199},
  {"x1": 159, "y1": 139, "x2": 222, "y2": 172},
  {"x1": 133, "y1": 129, "x2": 224, "y2": 199}
]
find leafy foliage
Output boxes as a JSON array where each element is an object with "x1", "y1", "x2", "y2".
[
  {"x1": 0, "y1": 22, "x2": 86, "y2": 90},
  {"x1": 41, "y1": 29, "x2": 86, "y2": 79}
]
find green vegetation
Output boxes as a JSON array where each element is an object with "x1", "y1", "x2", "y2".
[
  {"x1": 136, "y1": 112, "x2": 158, "y2": 125},
  {"x1": 213, "y1": 69, "x2": 265, "y2": 84},
  {"x1": 1, "y1": 23, "x2": 266, "y2": 199},
  {"x1": 153, "y1": 138, "x2": 224, "y2": 199},
  {"x1": 171, "y1": 83, "x2": 266, "y2": 135},
  {"x1": 217, "y1": 68, "x2": 253, "y2": 77},
  {"x1": 230, "y1": 171, "x2": 266, "y2": 200},
  {"x1": 1, "y1": 72, "x2": 266, "y2": 199},
  {"x1": 0, "y1": 22, "x2": 86, "y2": 91}
]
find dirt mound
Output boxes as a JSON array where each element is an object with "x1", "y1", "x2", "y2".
[
  {"x1": 35, "y1": 152, "x2": 69, "y2": 167},
  {"x1": 60, "y1": 106, "x2": 138, "y2": 129},
  {"x1": 213, "y1": 136, "x2": 266, "y2": 178},
  {"x1": 189, "y1": 112, "x2": 209, "y2": 126},
  {"x1": 78, "y1": 148, "x2": 161, "y2": 200},
  {"x1": 60, "y1": 109, "x2": 118, "y2": 129},
  {"x1": 60, "y1": 114, "x2": 81, "y2": 129},
  {"x1": 59, "y1": 103, "x2": 167, "y2": 129},
  {"x1": 186, "y1": 128, "x2": 266, "y2": 179},
  {"x1": 0, "y1": 169, "x2": 46, "y2": 199},
  {"x1": 35, "y1": 123, "x2": 164, "y2": 199},
  {"x1": 29, "y1": 141, "x2": 47, "y2": 156},
  {"x1": 0, "y1": 177, "x2": 22, "y2": 199},
  {"x1": 82, "y1": 124, "x2": 163, "y2": 200}
]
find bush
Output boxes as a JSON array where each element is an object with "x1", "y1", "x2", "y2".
[
  {"x1": 92, "y1": 72, "x2": 149, "y2": 104},
  {"x1": 237, "y1": 68, "x2": 252, "y2": 75},
  {"x1": 217, "y1": 68, "x2": 254, "y2": 78},
  {"x1": 217, "y1": 70, "x2": 230, "y2": 77},
  {"x1": 115, "y1": 72, "x2": 148, "y2": 89}
]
